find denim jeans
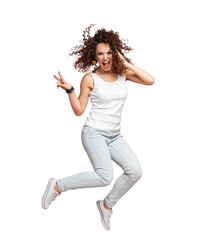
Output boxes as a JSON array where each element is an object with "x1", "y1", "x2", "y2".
[{"x1": 57, "y1": 125, "x2": 142, "y2": 208}]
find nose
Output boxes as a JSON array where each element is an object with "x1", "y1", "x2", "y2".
[{"x1": 103, "y1": 54, "x2": 108, "y2": 60}]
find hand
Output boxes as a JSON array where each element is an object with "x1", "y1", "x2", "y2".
[
  {"x1": 118, "y1": 51, "x2": 129, "y2": 68},
  {"x1": 54, "y1": 71, "x2": 72, "y2": 91}
]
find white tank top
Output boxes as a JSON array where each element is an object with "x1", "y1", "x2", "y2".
[{"x1": 85, "y1": 72, "x2": 128, "y2": 132}]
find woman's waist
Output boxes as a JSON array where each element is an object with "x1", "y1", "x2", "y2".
[{"x1": 83, "y1": 122, "x2": 121, "y2": 135}]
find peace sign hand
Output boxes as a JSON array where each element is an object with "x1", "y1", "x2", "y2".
[{"x1": 54, "y1": 71, "x2": 72, "y2": 91}]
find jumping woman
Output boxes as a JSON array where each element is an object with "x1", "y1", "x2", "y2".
[{"x1": 41, "y1": 24, "x2": 155, "y2": 230}]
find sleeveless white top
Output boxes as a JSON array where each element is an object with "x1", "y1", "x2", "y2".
[{"x1": 85, "y1": 72, "x2": 128, "y2": 132}]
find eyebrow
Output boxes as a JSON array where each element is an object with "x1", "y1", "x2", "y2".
[{"x1": 97, "y1": 50, "x2": 112, "y2": 53}]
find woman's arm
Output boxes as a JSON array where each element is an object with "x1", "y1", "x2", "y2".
[
  {"x1": 119, "y1": 53, "x2": 155, "y2": 85},
  {"x1": 54, "y1": 72, "x2": 93, "y2": 116},
  {"x1": 125, "y1": 64, "x2": 155, "y2": 85}
]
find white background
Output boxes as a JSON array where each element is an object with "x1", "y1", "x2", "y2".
[{"x1": 1, "y1": 0, "x2": 212, "y2": 239}]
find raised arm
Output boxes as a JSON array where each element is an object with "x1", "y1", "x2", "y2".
[
  {"x1": 54, "y1": 72, "x2": 93, "y2": 116},
  {"x1": 118, "y1": 52, "x2": 155, "y2": 85}
]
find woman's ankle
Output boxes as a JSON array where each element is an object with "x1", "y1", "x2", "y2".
[
  {"x1": 104, "y1": 202, "x2": 111, "y2": 211},
  {"x1": 54, "y1": 183, "x2": 61, "y2": 195}
]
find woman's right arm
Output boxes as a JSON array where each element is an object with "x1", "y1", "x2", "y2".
[{"x1": 54, "y1": 72, "x2": 93, "y2": 116}]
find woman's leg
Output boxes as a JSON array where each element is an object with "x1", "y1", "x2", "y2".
[
  {"x1": 57, "y1": 126, "x2": 113, "y2": 193},
  {"x1": 104, "y1": 135, "x2": 142, "y2": 208}
]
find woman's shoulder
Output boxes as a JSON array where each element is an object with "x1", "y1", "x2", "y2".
[
  {"x1": 81, "y1": 72, "x2": 94, "y2": 90},
  {"x1": 83, "y1": 72, "x2": 93, "y2": 79}
]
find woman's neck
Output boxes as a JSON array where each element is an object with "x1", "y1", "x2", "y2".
[{"x1": 95, "y1": 67, "x2": 113, "y2": 76}]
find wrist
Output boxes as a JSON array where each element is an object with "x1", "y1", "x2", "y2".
[{"x1": 66, "y1": 86, "x2": 75, "y2": 94}]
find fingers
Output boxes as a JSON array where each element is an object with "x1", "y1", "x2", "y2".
[
  {"x1": 118, "y1": 51, "x2": 124, "y2": 60},
  {"x1": 56, "y1": 81, "x2": 64, "y2": 89},
  {"x1": 58, "y1": 71, "x2": 65, "y2": 84},
  {"x1": 53, "y1": 75, "x2": 60, "y2": 89},
  {"x1": 53, "y1": 71, "x2": 65, "y2": 84},
  {"x1": 54, "y1": 74, "x2": 60, "y2": 81}
]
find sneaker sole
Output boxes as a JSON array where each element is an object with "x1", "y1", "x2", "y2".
[
  {"x1": 41, "y1": 178, "x2": 54, "y2": 209},
  {"x1": 96, "y1": 201, "x2": 110, "y2": 230}
]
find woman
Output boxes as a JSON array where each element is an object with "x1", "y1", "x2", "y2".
[{"x1": 41, "y1": 24, "x2": 155, "y2": 230}]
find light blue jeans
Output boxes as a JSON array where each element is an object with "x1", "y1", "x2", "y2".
[{"x1": 57, "y1": 125, "x2": 142, "y2": 208}]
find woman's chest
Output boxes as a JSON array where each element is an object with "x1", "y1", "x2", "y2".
[{"x1": 91, "y1": 82, "x2": 128, "y2": 103}]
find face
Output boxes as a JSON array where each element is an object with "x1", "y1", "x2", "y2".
[{"x1": 95, "y1": 43, "x2": 113, "y2": 72}]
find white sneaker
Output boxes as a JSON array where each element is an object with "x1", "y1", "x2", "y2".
[
  {"x1": 96, "y1": 200, "x2": 113, "y2": 230},
  {"x1": 41, "y1": 178, "x2": 59, "y2": 209}
]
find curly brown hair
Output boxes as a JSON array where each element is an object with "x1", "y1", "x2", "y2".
[{"x1": 69, "y1": 24, "x2": 133, "y2": 74}]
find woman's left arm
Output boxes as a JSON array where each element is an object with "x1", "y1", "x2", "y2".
[{"x1": 119, "y1": 52, "x2": 155, "y2": 85}]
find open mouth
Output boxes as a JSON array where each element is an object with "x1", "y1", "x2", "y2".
[{"x1": 102, "y1": 61, "x2": 110, "y2": 67}]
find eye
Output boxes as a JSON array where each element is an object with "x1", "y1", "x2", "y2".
[{"x1": 97, "y1": 53, "x2": 102, "y2": 55}]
